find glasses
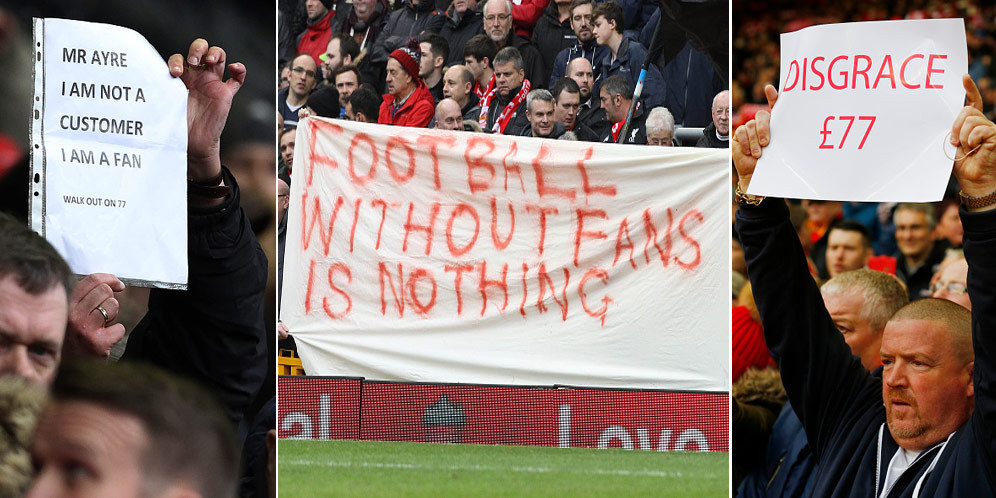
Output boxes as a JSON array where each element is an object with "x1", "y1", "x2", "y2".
[
  {"x1": 484, "y1": 13, "x2": 511, "y2": 23},
  {"x1": 572, "y1": 14, "x2": 592, "y2": 23},
  {"x1": 292, "y1": 66, "x2": 317, "y2": 79},
  {"x1": 931, "y1": 281, "x2": 967, "y2": 295}
]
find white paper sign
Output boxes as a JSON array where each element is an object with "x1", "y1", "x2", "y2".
[
  {"x1": 281, "y1": 118, "x2": 730, "y2": 391},
  {"x1": 30, "y1": 18, "x2": 188, "y2": 288},
  {"x1": 749, "y1": 19, "x2": 967, "y2": 202}
]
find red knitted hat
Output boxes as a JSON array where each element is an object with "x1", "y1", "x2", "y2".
[
  {"x1": 390, "y1": 38, "x2": 422, "y2": 82},
  {"x1": 732, "y1": 305, "x2": 773, "y2": 382}
]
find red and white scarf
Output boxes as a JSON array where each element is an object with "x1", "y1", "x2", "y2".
[
  {"x1": 479, "y1": 79, "x2": 531, "y2": 134},
  {"x1": 610, "y1": 102, "x2": 641, "y2": 142},
  {"x1": 474, "y1": 74, "x2": 496, "y2": 100}
]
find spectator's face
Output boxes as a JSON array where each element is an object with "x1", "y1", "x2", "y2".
[
  {"x1": 443, "y1": 67, "x2": 471, "y2": 104},
  {"x1": 568, "y1": 59, "x2": 593, "y2": 99},
  {"x1": 484, "y1": 1, "x2": 512, "y2": 44},
  {"x1": 464, "y1": 56, "x2": 485, "y2": 81},
  {"x1": 0, "y1": 277, "x2": 65, "y2": 385},
  {"x1": 553, "y1": 90, "x2": 580, "y2": 129},
  {"x1": 527, "y1": 99, "x2": 555, "y2": 136},
  {"x1": 570, "y1": 4, "x2": 594, "y2": 42},
  {"x1": 712, "y1": 92, "x2": 730, "y2": 136},
  {"x1": 646, "y1": 128, "x2": 673, "y2": 146},
  {"x1": 932, "y1": 259, "x2": 970, "y2": 310},
  {"x1": 880, "y1": 319, "x2": 973, "y2": 451},
  {"x1": 306, "y1": 0, "x2": 329, "y2": 21},
  {"x1": 344, "y1": 101, "x2": 356, "y2": 120},
  {"x1": 435, "y1": 101, "x2": 464, "y2": 131},
  {"x1": 278, "y1": 179, "x2": 291, "y2": 225},
  {"x1": 494, "y1": 61, "x2": 523, "y2": 98},
  {"x1": 280, "y1": 130, "x2": 296, "y2": 168},
  {"x1": 27, "y1": 401, "x2": 149, "y2": 498},
  {"x1": 599, "y1": 87, "x2": 624, "y2": 123},
  {"x1": 453, "y1": 0, "x2": 477, "y2": 14},
  {"x1": 826, "y1": 229, "x2": 871, "y2": 278},
  {"x1": 335, "y1": 71, "x2": 359, "y2": 106},
  {"x1": 419, "y1": 42, "x2": 437, "y2": 79},
  {"x1": 592, "y1": 16, "x2": 613, "y2": 46},
  {"x1": 321, "y1": 38, "x2": 344, "y2": 80},
  {"x1": 353, "y1": 0, "x2": 378, "y2": 21},
  {"x1": 935, "y1": 203, "x2": 963, "y2": 247},
  {"x1": 289, "y1": 55, "x2": 318, "y2": 99},
  {"x1": 823, "y1": 290, "x2": 881, "y2": 372},
  {"x1": 279, "y1": 66, "x2": 291, "y2": 91},
  {"x1": 895, "y1": 209, "x2": 933, "y2": 260},
  {"x1": 385, "y1": 58, "x2": 414, "y2": 98}
]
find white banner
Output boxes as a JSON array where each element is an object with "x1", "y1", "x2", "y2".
[
  {"x1": 282, "y1": 118, "x2": 729, "y2": 391},
  {"x1": 30, "y1": 18, "x2": 188, "y2": 288},
  {"x1": 749, "y1": 19, "x2": 967, "y2": 202}
]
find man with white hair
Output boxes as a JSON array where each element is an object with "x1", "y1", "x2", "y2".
[
  {"x1": 483, "y1": 0, "x2": 545, "y2": 83},
  {"x1": 697, "y1": 89, "x2": 729, "y2": 148},
  {"x1": 645, "y1": 107, "x2": 675, "y2": 147}
]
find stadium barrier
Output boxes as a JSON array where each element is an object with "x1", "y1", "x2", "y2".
[{"x1": 278, "y1": 376, "x2": 728, "y2": 452}]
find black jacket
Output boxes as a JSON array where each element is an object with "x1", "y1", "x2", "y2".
[
  {"x1": 123, "y1": 168, "x2": 267, "y2": 428},
  {"x1": 736, "y1": 198, "x2": 996, "y2": 498},
  {"x1": 530, "y1": 3, "x2": 576, "y2": 88},
  {"x1": 548, "y1": 38, "x2": 608, "y2": 90},
  {"x1": 598, "y1": 103, "x2": 647, "y2": 145},
  {"x1": 371, "y1": 0, "x2": 444, "y2": 66},
  {"x1": 462, "y1": 93, "x2": 481, "y2": 121},
  {"x1": 440, "y1": 7, "x2": 484, "y2": 67},
  {"x1": 696, "y1": 122, "x2": 728, "y2": 148},
  {"x1": 520, "y1": 121, "x2": 566, "y2": 139},
  {"x1": 578, "y1": 97, "x2": 609, "y2": 138},
  {"x1": 895, "y1": 239, "x2": 950, "y2": 301}
]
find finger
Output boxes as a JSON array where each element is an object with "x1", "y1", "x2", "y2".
[
  {"x1": 168, "y1": 54, "x2": 185, "y2": 77},
  {"x1": 964, "y1": 74, "x2": 983, "y2": 112},
  {"x1": 79, "y1": 283, "x2": 115, "y2": 317},
  {"x1": 951, "y1": 106, "x2": 975, "y2": 146},
  {"x1": 187, "y1": 38, "x2": 209, "y2": 66},
  {"x1": 961, "y1": 115, "x2": 990, "y2": 149},
  {"x1": 734, "y1": 124, "x2": 752, "y2": 157},
  {"x1": 764, "y1": 84, "x2": 779, "y2": 109},
  {"x1": 226, "y1": 62, "x2": 246, "y2": 93},
  {"x1": 746, "y1": 120, "x2": 762, "y2": 157},
  {"x1": 966, "y1": 119, "x2": 996, "y2": 150},
  {"x1": 90, "y1": 273, "x2": 125, "y2": 292},
  {"x1": 756, "y1": 109, "x2": 771, "y2": 147},
  {"x1": 205, "y1": 45, "x2": 226, "y2": 66},
  {"x1": 95, "y1": 297, "x2": 120, "y2": 323},
  {"x1": 71, "y1": 274, "x2": 122, "y2": 305}
]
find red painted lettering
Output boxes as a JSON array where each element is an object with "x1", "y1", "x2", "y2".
[
  {"x1": 536, "y1": 264, "x2": 570, "y2": 321},
  {"x1": 465, "y1": 136, "x2": 496, "y2": 193},
  {"x1": 348, "y1": 198, "x2": 361, "y2": 253},
  {"x1": 676, "y1": 209, "x2": 704, "y2": 269},
  {"x1": 613, "y1": 217, "x2": 637, "y2": 269},
  {"x1": 574, "y1": 208, "x2": 608, "y2": 267},
  {"x1": 378, "y1": 262, "x2": 405, "y2": 316},
  {"x1": 783, "y1": 59, "x2": 799, "y2": 92},
  {"x1": 643, "y1": 208, "x2": 674, "y2": 267},
  {"x1": 347, "y1": 133, "x2": 378, "y2": 184},
  {"x1": 828, "y1": 55, "x2": 848, "y2": 89},
  {"x1": 479, "y1": 261, "x2": 509, "y2": 315},
  {"x1": 526, "y1": 204, "x2": 559, "y2": 257},
  {"x1": 416, "y1": 134, "x2": 455, "y2": 190},
  {"x1": 403, "y1": 202, "x2": 441, "y2": 255},
  {"x1": 576, "y1": 147, "x2": 617, "y2": 198},
  {"x1": 445, "y1": 203, "x2": 481, "y2": 257},
  {"x1": 532, "y1": 144, "x2": 575, "y2": 200},
  {"x1": 384, "y1": 136, "x2": 416, "y2": 183},
  {"x1": 323, "y1": 263, "x2": 352, "y2": 319},
  {"x1": 407, "y1": 268, "x2": 438, "y2": 315},
  {"x1": 579, "y1": 267, "x2": 611, "y2": 326},
  {"x1": 809, "y1": 56, "x2": 825, "y2": 90},
  {"x1": 490, "y1": 197, "x2": 515, "y2": 250},
  {"x1": 444, "y1": 264, "x2": 475, "y2": 315},
  {"x1": 305, "y1": 120, "x2": 341, "y2": 187},
  {"x1": 370, "y1": 199, "x2": 390, "y2": 250},
  {"x1": 301, "y1": 194, "x2": 344, "y2": 256},
  {"x1": 502, "y1": 141, "x2": 526, "y2": 193}
]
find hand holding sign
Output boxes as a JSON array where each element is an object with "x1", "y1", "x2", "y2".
[
  {"x1": 733, "y1": 85, "x2": 777, "y2": 192},
  {"x1": 167, "y1": 39, "x2": 246, "y2": 183},
  {"x1": 951, "y1": 74, "x2": 996, "y2": 205}
]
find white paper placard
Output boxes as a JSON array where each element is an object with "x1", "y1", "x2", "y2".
[
  {"x1": 30, "y1": 18, "x2": 188, "y2": 288},
  {"x1": 748, "y1": 19, "x2": 967, "y2": 202}
]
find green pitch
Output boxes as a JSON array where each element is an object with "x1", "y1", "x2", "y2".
[{"x1": 279, "y1": 440, "x2": 728, "y2": 497}]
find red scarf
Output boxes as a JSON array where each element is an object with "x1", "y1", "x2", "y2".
[
  {"x1": 479, "y1": 79, "x2": 531, "y2": 133},
  {"x1": 609, "y1": 102, "x2": 641, "y2": 142},
  {"x1": 474, "y1": 75, "x2": 496, "y2": 100}
]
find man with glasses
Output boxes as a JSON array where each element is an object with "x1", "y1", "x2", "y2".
[
  {"x1": 547, "y1": 0, "x2": 606, "y2": 90},
  {"x1": 932, "y1": 258, "x2": 971, "y2": 310},
  {"x1": 483, "y1": 0, "x2": 545, "y2": 85},
  {"x1": 279, "y1": 54, "x2": 319, "y2": 128},
  {"x1": 696, "y1": 89, "x2": 729, "y2": 148}
]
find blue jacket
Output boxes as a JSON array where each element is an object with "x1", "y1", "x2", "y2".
[{"x1": 595, "y1": 37, "x2": 665, "y2": 111}]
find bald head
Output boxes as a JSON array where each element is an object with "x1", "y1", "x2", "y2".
[
  {"x1": 566, "y1": 57, "x2": 594, "y2": 100},
  {"x1": 435, "y1": 98, "x2": 464, "y2": 131},
  {"x1": 443, "y1": 65, "x2": 475, "y2": 108}
]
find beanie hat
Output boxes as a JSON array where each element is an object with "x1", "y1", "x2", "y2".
[
  {"x1": 732, "y1": 305, "x2": 773, "y2": 382},
  {"x1": 306, "y1": 85, "x2": 341, "y2": 118},
  {"x1": 389, "y1": 38, "x2": 422, "y2": 82}
]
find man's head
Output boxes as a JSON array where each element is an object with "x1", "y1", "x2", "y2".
[
  {"x1": 526, "y1": 89, "x2": 556, "y2": 137},
  {"x1": 821, "y1": 269, "x2": 908, "y2": 372},
  {"x1": 599, "y1": 74, "x2": 632, "y2": 123},
  {"x1": 591, "y1": 1, "x2": 623, "y2": 46},
  {"x1": 552, "y1": 77, "x2": 581, "y2": 129},
  {"x1": 304, "y1": 85, "x2": 341, "y2": 118},
  {"x1": 334, "y1": 65, "x2": 361, "y2": 108},
  {"x1": 645, "y1": 107, "x2": 675, "y2": 146},
  {"x1": 320, "y1": 35, "x2": 359, "y2": 81},
  {"x1": 934, "y1": 199, "x2": 963, "y2": 247},
  {"x1": 0, "y1": 213, "x2": 73, "y2": 385},
  {"x1": 493, "y1": 47, "x2": 525, "y2": 99},
  {"x1": 452, "y1": 0, "x2": 478, "y2": 14},
  {"x1": 464, "y1": 35, "x2": 498, "y2": 83},
  {"x1": 826, "y1": 221, "x2": 873, "y2": 278},
  {"x1": 278, "y1": 176, "x2": 291, "y2": 226},
  {"x1": 894, "y1": 203, "x2": 936, "y2": 263},
  {"x1": 569, "y1": 0, "x2": 596, "y2": 43},
  {"x1": 353, "y1": 0, "x2": 380, "y2": 22},
  {"x1": 435, "y1": 98, "x2": 465, "y2": 131},
  {"x1": 711, "y1": 90, "x2": 730, "y2": 137},
  {"x1": 348, "y1": 87, "x2": 381, "y2": 123},
  {"x1": 418, "y1": 34, "x2": 449, "y2": 80},
  {"x1": 305, "y1": 0, "x2": 330, "y2": 22},
  {"x1": 386, "y1": 42, "x2": 422, "y2": 98},
  {"x1": 567, "y1": 57, "x2": 594, "y2": 100},
  {"x1": 443, "y1": 65, "x2": 475, "y2": 108},
  {"x1": 279, "y1": 61, "x2": 292, "y2": 91},
  {"x1": 27, "y1": 360, "x2": 238, "y2": 498},
  {"x1": 288, "y1": 53, "x2": 319, "y2": 100},
  {"x1": 483, "y1": 0, "x2": 514, "y2": 45},
  {"x1": 279, "y1": 127, "x2": 296, "y2": 170},
  {"x1": 880, "y1": 299, "x2": 973, "y2": 451},
  {"x1": 932, "y1": 257, "x2": 970, "y2": 310}
]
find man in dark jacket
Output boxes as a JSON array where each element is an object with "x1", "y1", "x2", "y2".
[
  {"x1": 483, "y1": 0, "x2": 545, "y2": 85},
  {"x1": 591, "y1": 1, "x2": 664, "y2": 110},
  {"x1": 552, "y1": 77, "x2": 598, "y2": 141},
  {"x1": 480, "y1": 47, "x2": 532, "y2": 135},
  {"x1": 732, "y1": 78, "x2": 996, "y2": 497},
  {"x1": 696, "y1": 89, "x2": 729, "y2": 148},
  {"x1": 520, "y1": 89, "x2": 567, "y2": 139},
  {"x1": 598, "y1": 74, "x2": 646, "y2": 145},
  {"x1": 333, "y1": 0, "x2": 390, "y2": 90},
  {"x1": 892, "y1": 203, "x2": 949, "y2": 301},
  {"x1": 531, "y1": 0, "x2": 576, "y2": 87},
  {"x1": 547, "y1": 0, "x2": 607, "y2": 90},
  {"x1": 440, "y1": 0, "x2": 484, "y2": 66},
  {"x1": 567, "y1": 56, "x2": 609, "y2": 137},
  {"x1": 371, "y1": 0, "x2": 444, "y2": 67}
]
